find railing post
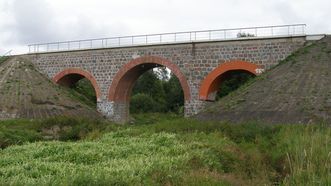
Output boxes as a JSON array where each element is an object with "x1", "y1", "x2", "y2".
[
  {"x1": 174, "y1": 33, "x2": 176, "y2": 42},
  {"x1": 90, "y1": 40, "x2": 93, "y2": 48},
  {"x1": 255, "y1": 28, "x2": 257, "y2": 37},
  {"x1": 79, "y1": 41, "x2": 81, "y2": 49},
  {"x1": 132, "y1": 36, "x2": 134, "y2": 45},
  {"x1": 145, "y1": 35, "x2": 148, "y2": 44}
]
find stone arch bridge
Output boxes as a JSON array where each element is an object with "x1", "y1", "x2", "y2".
[{"x1": 25, "y1": 27, "x2": 308, "y2": 123}]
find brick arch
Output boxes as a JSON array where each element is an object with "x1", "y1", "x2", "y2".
[
  {"x1": 53, "y1": 68, "x2": 101, "y2": 101},
  {"x1": 199, "y1": 60, "x2": 261, "y2": 101},
  {"x1": 108, "y1": 55, "x2": 191, "y2": 102}
]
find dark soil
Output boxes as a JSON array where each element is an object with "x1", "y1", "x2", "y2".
[
  {"x1": 196, "y1": 35, "x2": 331, "y2": 124},
  {"x1": 0, "y1": 56, "x2": 102, "y2": 120}
]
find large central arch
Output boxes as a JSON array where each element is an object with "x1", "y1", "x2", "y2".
[
  {"x1": 199, "y1": 60, "x2": 261, "y2": 101},
  {"x1": 53, "y1": 68, "x2": 101, "y2": 101},
  {"x1": 108, "y1": 55, "x2": 191, "y2": 122}
]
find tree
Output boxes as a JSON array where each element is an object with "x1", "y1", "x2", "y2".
[
  {"x1": 163, "y1": 73, "x2": 184, "y2": 113},
  {"x1": 237, "y1": 32, "x2": 255, "y2": 38},
  {"x1": 217, "y1": 71, "x2": 254, "y2": 100},
  {"x1": 130, "y1": 68, "x2": 184, "y2": 114}
]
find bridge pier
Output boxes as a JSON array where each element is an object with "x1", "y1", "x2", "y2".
[
  {"x1": 97, "y1": 98, "x2": 208, "y2": 123},
  {"x1": 97, "y1": 100, "x2": 130, "y2": 123},
  {"x1": 97, "y1": 99, "x2": 207, "y2": 123}
]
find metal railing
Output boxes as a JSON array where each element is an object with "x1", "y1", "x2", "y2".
[
  {"x1": 28, "y1": 24, "x2": 306, "y2": 53},
  {"x1": 1, "y1": 50, "x2": 13, "y2": 57},
  {"x1": 0, "y1": 50, "x2": 12, "y2": 63}
]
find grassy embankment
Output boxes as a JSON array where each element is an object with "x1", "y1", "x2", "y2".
[
  {"x1": 0, "y1": 56, "x2": 9, "y2": 65},
  {"x1": 0, "y1": 114, "x2": 330, "y2": 185}
]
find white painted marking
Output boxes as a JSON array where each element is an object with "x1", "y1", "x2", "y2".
[{"x1": 255, "y1": 68, "x2": 265, "y2": 74}]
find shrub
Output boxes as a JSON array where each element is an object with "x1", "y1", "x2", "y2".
[{"x1": 130, "y1": 93, "x2": 166, "y2": 113}]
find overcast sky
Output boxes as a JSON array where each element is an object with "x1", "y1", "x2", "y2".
[{"x1": 0, "y1": 0, "x2": 330, "y2": 54}]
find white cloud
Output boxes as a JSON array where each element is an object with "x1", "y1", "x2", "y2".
[{"x1": 0, "y1": 0, "x2": 330, "y2": 54}]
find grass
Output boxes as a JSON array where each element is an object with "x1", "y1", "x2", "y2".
[
  {"x1": 0, "y1": 56, "x2": 9, "y2": 65},
  {"x1": 0, "y1": 114, "x2": 330, "y2": 185}
]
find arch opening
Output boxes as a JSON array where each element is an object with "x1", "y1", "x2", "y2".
[
  {"x1": 53, "y1": 68, "x2": 101, "y2": 106},
  {"x1": 200, "y1": 60, "x2": 260, "y2": 101},
  {"x1": 108, "y1": 56, "x2": 190, "y2": 122}
]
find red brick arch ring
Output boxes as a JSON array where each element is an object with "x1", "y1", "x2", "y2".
[
  {"x1": 108, "y1": 55, "x2": 191, "y2": 102},
  {"x1": 199, "y1": 60, "x2": 262, "y2": 101},
  {"x1": 53, "y1": 68, "x2": 101, "y2": 101}
]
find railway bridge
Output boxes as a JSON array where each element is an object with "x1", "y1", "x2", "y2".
[{"x1": 26, "y1": 24, "x2": 309, "y2": 123}]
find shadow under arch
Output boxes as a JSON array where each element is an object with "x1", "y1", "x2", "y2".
[
  {"x1": 53, "y1": 68, "x2": 101, "y2": 101},
  {"x1": 199, "y1": 60, "x2": 261, "y2": 101}
]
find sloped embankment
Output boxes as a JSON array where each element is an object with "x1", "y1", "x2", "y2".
[
  {"x1": 0, "y1": 57, "x2": 102, "y2": 119},
  {"x1": 196, "y1": 35, "x2": 331, "y2": 124}
]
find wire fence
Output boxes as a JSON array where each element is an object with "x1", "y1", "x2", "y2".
[{"x1": 28, "y1": 24, "x2": 306, "y2": 53}]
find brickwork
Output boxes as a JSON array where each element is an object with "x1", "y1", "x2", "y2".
[{"x1": 25, "y1": 36, "x2": 306, "y2": 123}]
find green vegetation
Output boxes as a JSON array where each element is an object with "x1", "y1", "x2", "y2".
[
  {"x1": 130, "y1": 69, "x2": 184, "y2": 114},
  {"x1": 216, "y1": 71, "x2": 254, "y2": 100},
  {"x1": 0, "y1": 115, "x2": 330, "y2": 185},
  {"x1": 68, "y1": 78, "x2": 97, "y2": 107},
  {"x1": 0, "y1": 117, "x2": 111, "y2": 149},
  {"x1": 0, "y1": 56, "x2": 9, "y2": 65}
]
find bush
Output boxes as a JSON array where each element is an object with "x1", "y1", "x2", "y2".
[
  {"x1": 130, "y1": 93, "x2": 166, "y2": 113},
  {"x1": 237, "y1": 32, "x2": 255, "y2": 38}
]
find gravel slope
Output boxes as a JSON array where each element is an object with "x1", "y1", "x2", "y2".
[{"x1": 0, "y1": 57, "x2": 102, "y2": 120}]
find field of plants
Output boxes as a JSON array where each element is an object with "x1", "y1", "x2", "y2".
[{"x1": 0, "y1": 114, "x2": 330, "y2": 185}]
